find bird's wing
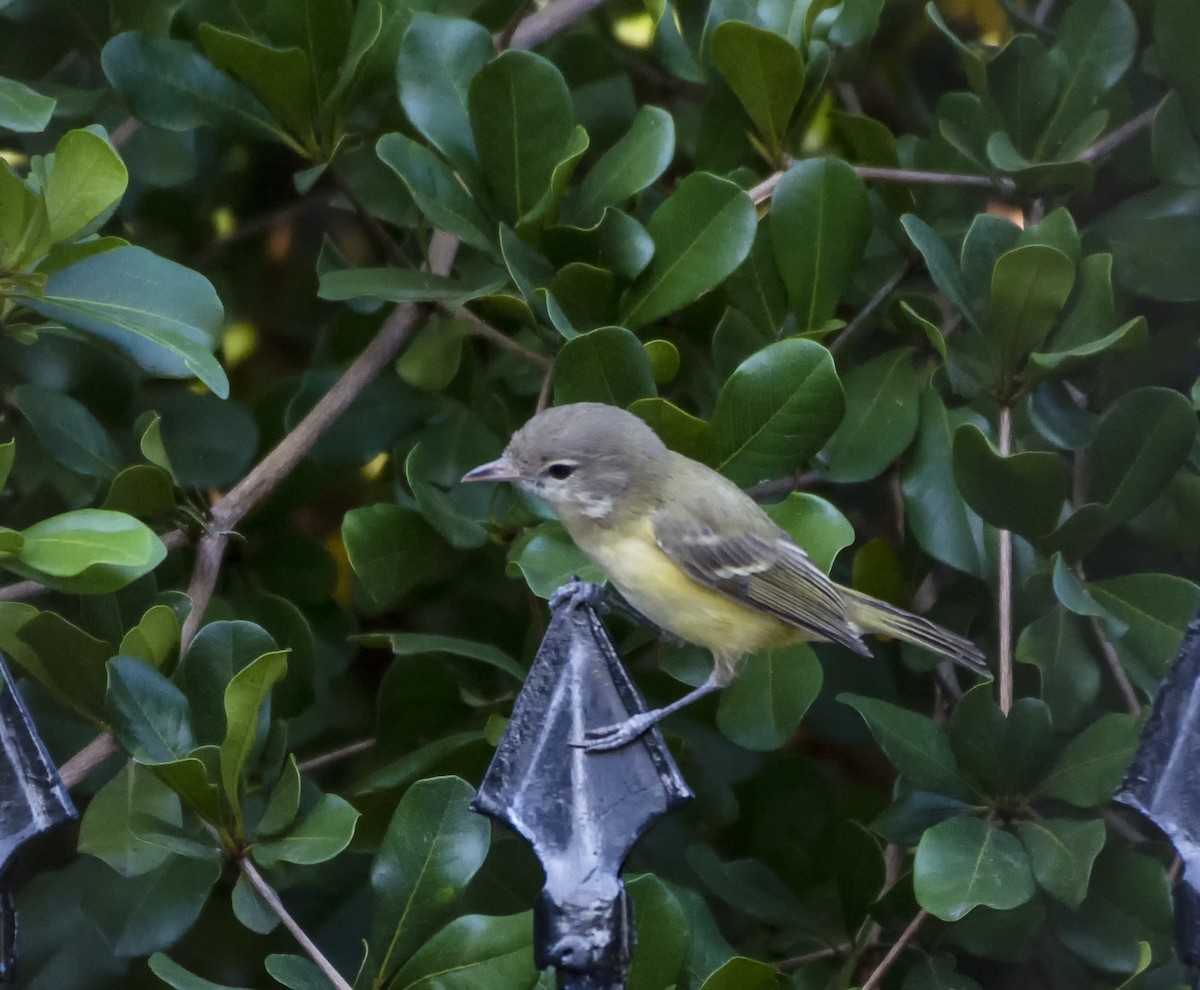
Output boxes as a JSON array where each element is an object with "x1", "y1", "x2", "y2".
[{"x1": 651, "y1": 509, "x2": 872, "y2": 656}]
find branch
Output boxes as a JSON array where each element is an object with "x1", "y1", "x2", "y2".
[
  {"x1": 1080, "y1": 106, "x2": 1158, "y2": 163},
  {"x1": 238, "y1": 857, "x2": 354, "y2": 990},
  {"x1": 504, "y1": 0, "x2": 608, "y2": 49},
  {"x1": 997, "y1": 405, "x2": 1014, "y2": 715},
  {"x1": 458, "y1": 308, "x2": 552, "y2": 369},
  {"x1": 536, "y1": 359, "x2": 556, "y2": 413},
  {"x1": 1089, "y1": 614, "x2": 1141, "y2": 716},
  {"x1": 750, "y1": 165, "x2": 1012, "y2": 206},
  {"x1": 296, "y1": 737, "x2": 376, "y2": 775},
  {"x1": 180, "y1": 532, "x2": 229, "y2": 653},
  {"x1": 830, "y1": 263, "x2": 910, "y2": 355},
  {"x1": 59, "y1": 733, "x2": 119, "y2": 789},
  {"x1": 860, "y1": 910, "x2": 928, "y2": 990}
]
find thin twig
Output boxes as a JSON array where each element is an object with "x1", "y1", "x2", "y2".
[
  {"x1": 238, "y1": 857, "x2": 354, "y2": 990},
  {"x1": 458, "y1": 308, "x2": 552, "y2": 369},
  {"x1": 0, "y1": 579, "x2": 50, "y2": 602},
  {"x1": 746, "y1": 470, "x2": 822, "y2": 499},
  {"x1": 1089, "y1": 615, "x2": 1141, "y2": 715},
  {"x1": 778, "y1": 943, "x2": 851, "y2": 972},
  {"x1": 59, "y1": 733, "x2": 119, "y2": 789},
  {"x1": 109, "y1": 118, "x2": 142, "y2": 149},
  {"x1": 1079, "y1": 106, "x2": 1158, "y2": 163},
  {"x1": 1033, "y1": 0, "x2": 1057, "y2": 25},
  {"x1": 536, "y1": 360, "x2": 555, "y2": 413},
  {"x1": 330, "y1": 171, "x2": 408, "y2": 268},
  {"x1": 750, "y1": 165, "x2": 1010, "y2": 206},
  {"x1": 504, "y1": 0, "x2": 608, "y2": 49},
  {"x1": 997, "y1": 405, "x2": 1014, "y2": 715},
  {"x1": 296, "y1": 737, "x2": 377, "y2": 775},
  {"x1": 830, "y1": 263, "x2": 910, "y2": 355},
  {"x1": 860, "y1": 910, "x2": 928, "y2": 990}
]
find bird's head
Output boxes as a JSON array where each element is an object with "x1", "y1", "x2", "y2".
[{"x1": 462, "y1": 402, "x2": 669, "y2": 525}]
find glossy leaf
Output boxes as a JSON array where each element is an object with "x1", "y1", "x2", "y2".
[
  {"x1": 763, "y1": 492, "x2": 854, "y2": 573},
  {"x1": 574, "y1": 106, "x2": 674, "y2": 225},
  {"x1": 368, "y1": 776, "x2": 490, "y2": 986},
  {"x1": 717, "y1": 644, "x2": 822, "y2": 750},
  {"x1": 821, "y1": 347, "x2": 920, "y2": 482},
  {"x1": 712, "y1": 337, "x2": 844, "y2": 485},
  {"x1": 770, "y1": 157, "x2": 870, "y2": 331},
  {"x1": 106, "y1": 655, "x2": 196, "y2": 763},
  {"x1": 1016, "y1": 817, "x2": 1106, "y2": 908},
  {"x1": 1015, "y1": 606, "x2": 1100, "y2": 732},
  {"x1": 1037, "y1": 712, "x2": 1140, "y2": 807},
  {"x1": 989, "y1": 245, "x2": 1075, "y2": 381},
  {"x1": 318, "y1": 268, "x2": 505, "y2": 307},
  {"x1": 952, "y1": 424, "x2": 1067, "y2": 537},
  {"x1": 342, "y1": 504, "x2": 446, "y2": 608},
  {"x1": 17, "y1": 245, "x2": 228, "y2": 397},
  {"x1": 914, "y1": 817, "x2": 1035, "y2": 922},
  {"x1": 711, "y1": 22, "x2": 803, "y2": 156},
  {"x1": 13, "y1": 509, "x2": 166, "y2": 594},
  {"x1": 12, "y1": 383, "x2": 122, "y2": 478},
  {"x1": 620, "y1": 172, "x2": 756, "y2": 329},
  {"x1": 220, "y1": 650, "x2": 289, "y2": 827},
  {"x1": 0, "y1": 76, "x2": 55, "y2": 132},
  {"x1": 553, "y1": 326, "x2": 656, "y2": 407},
  {"x1": 387, "y1": 912, "x2": 536, "y2": 990},
  {"x1": 44, "y1": 128, "x2": 128, "y2": 245},
  {"x1": 252, "y1": 793, "x2": 360, "y2": 867},
  {"x1": 901, "y1": 214, "x2": 980, "y2": 329},
  {"x1": 1087, "y1": 386, "x2": 1197, "y2": 526},
  {"x1": 839, "y1": 693, "x2": 974, "y2": 799},
  {"x1": 150, "y1": 953, "x2": 253, "y2": 990},
  {"x1": 506, "y1": 520, "x2": 602, "y2": 598},
  {"x1": 78, "y1": 762, "x2": 182, "y2": 878},
  {"x1": 697, "y1": 956, "x2": 778, "y2": 990}
]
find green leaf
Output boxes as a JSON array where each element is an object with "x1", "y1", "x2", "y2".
[
  {"x1": 507, "y1": 520, "x2": 603, "y2": 599},
  {"x1": 12, "y1": 383, "x2": 123, "y2": 478},
  {"x1": 265, "y1": 954, "x2": 333, "y2": 990},
  {"x1": 11, "y1": 509, "x2": 166, "y2": 594},
  {"x1": 901, "y1": 953, "x2": 983, "y2": 990},
  {"x1": 620, "y1": 172, "x2": 756, "y2": 329},
  {"x1": 1089, "y1": 572, "x2": 1200, "y2": 687},
  {"x1": 231, "y1": 872, "x2": 279, "y2": 934},
  {"x1": 713, "y1": 337, "x2": 844, "y2": 485},
  {"x1": 405, "y1": 441, "x2": 488, "y2": 549},
  {"x1": 17, "y1": 245, "x2": 228, "y2": 398},
  {"x1": 952, "y1": 424, "x2": 1067, "y2": 537},
  {"x1": 252, "y1": 793, "x2": 359, "y2": 867},
  {"x1": 625, "y1": 875, "x2": 689, "y2": 990},
  {"x1": 727, "y1": 219, "x2": 787, "y2": 341},
  {"x1": 317, "y1": 268, "x2": 504, "y2": 307},
  {"x1": 397, "y1": 14, "x2": 493, "y2": 191},
  {"x1": 387, "y1": 912, "x2": 535, "y2": 990},
  {"x1": 361, "y1": 632, "x2": 524, "y2": 681},
  {"x1": 687, "y1": 844, "x2": 811, "y2": 926},
  {"x1": 717, "y1": 644, "x2": 821, "y2": 750},
  {"x1": 986, "y1": 35, "x2": 1058, "y2": 156},
  {"x1": 366, "y1": 776, "x2": 490, "y2": 986},
  {"x1": 0, "y1": 76, "x2": 56, "y2": 132},
  {"x1": 574, "y1": 105, "x2": 674, "y2": 225},
  {"x1": 353, "y1": 731, "x2": 486, "y2": 795},
  {"x1": 107, "y1": 655, "x2": 196, "y2": 763},
  {"x1": 901, "y1": 214, "x2": 980, "y2": 329},
  {"x1": 468, "y1": 50, "x2": 573, "y2": 224},
  {"x1": 763, "y1": 492, "x2": 854, "y2": 573},
  {"x1": 1094, "y1": 186, "x2": 1200, "y2": 301},
  {"x1": 342, "y1": 504, "x2": 446, "y2": 609},
  {"x1": 1015, "y1": 606, "x2": 1100, "y2": 732},
  {"x1": 83, "y1": 854, "x2": 221, "y2": 959},
  {"x1": 376, "y1": 132, "x2": 494, "y2": 251},
  {"x1": 6, "y1": 609, "x2": 111, "y2": 718},
  {"x1": 220, "y1": 650, "x2": 289, "y2": 829},
  {"x1": 1016, "y1": 818, "x2": 1106, "y2": 908},
  {"x1": 1037, "y1": 0, "x2": 1137, "y2": 158},
  {"x1": 988, "y1": 244, "x2": 1075, "y2": 381},
  {"x1": 839, "y1": 693, "x2": 974, "y2": 799},
  {"x1": 1037, "y1": 712, "x2": 1141, "y2": 807},
  {"x1": 711, "y1": 22, "x2": 803, "y2": 156},
  {"x1": 628, "y1": 398, "x2": 715, "y2": 464},
  {"x1": 553, "y1": 326, "x2": 657, "y2": 407},
  {"x1": 181, "y1": 620, "x2": 279, "y2": 747},
  {"x1": 1087, "y1": 386, "x2": 1197, "y2": 526},
  {"x1": 698, "y1": 957, "x2": 779, "y2": 990},
  {"x1": 914, "y1": 817, "x2": 1036, "y2": 921},
  {"x1": 0, "y1": 439, "x2": 13, "y2": 492},
  {"x1": 150, "y1": 953, "x2": 253, "y2": 990},
  {"x1": 102, "y1": 464, "x2": 177, "y2": 519},
  {"x1": 44, "y1": 129, "x2": 128, "y2": 245},
  {"x1": 198, "y1": 26, "x2": 314, "y2": 143},
  {"x1": 257, "y1": 755, "x2": 301, "y2": 838},
  {"x1": 101, "y1": 33, "x2": 298, "y2": 151},
  {"x1": 948, "y1": 686, "x2": 1054, "y2": 797},
  {"x1": 821, "y1": 347, "x2": 921, "y2": 482},
  {"x1": 118, "y1": 604, "x2": 180, "y2": 671},
  {"x1": 78, "y1": 762, "x2": 182, "y2": 878},
  {"x1": 770, "y1": 157, "x2": 870, "y2": 332}
]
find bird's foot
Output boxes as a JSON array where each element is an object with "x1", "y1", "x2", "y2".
[
  {"x1": 549, "y1": 577, "x2": 607, "y2": 613},
  {"x1": 572, "y1": 712, "x2": 660, "y2": 752}
]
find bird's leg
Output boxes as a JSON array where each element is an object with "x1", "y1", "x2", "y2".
[{"x1": 577, "y1": 671, "x2": 726, "y2": 752}]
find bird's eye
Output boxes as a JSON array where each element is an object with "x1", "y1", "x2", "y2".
[{"x1": 546, "y1": 462, "x2": 576, "y2": 480}]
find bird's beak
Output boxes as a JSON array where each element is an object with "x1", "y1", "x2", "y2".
[{"x1": 462, "y1": 455, "x2": 520, "y2": 483}]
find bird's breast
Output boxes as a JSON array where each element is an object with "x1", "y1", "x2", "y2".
[{"x1": 570, "y1": 515, "x2": 799, "y2": 659}]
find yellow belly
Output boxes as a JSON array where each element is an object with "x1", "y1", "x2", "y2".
[{"x1": 574, "y1": 516, "x2": 799, "y2": 659}]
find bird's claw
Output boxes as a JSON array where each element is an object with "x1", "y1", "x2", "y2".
[
  {"x1": 571, "y1": 713, "x2": 657, "y2": 752},
  {"x1": 549, "y1": 577, "x2": 607, "y2": 613}
]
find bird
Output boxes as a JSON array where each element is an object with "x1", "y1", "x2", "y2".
[{"x1": 463, "y1": 402, "x2": 989, "y2": 750}]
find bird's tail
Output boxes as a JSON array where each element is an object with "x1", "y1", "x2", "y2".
[{"x1": 840, "y1": 588, "x2": 990, "y2": 676}]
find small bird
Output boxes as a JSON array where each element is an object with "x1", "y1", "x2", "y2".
[{"x1": 464, "y1": 402, "x2": 988, "y2": 750}]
